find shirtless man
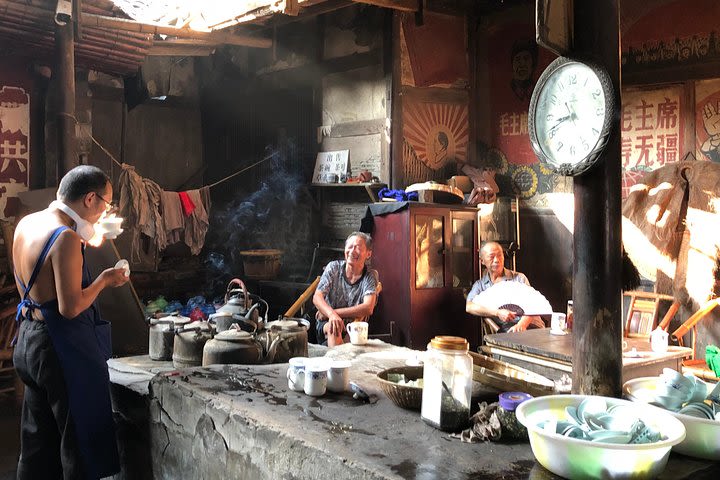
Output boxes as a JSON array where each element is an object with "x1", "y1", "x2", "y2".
[
  {"x1": 13, "y1": 165, "x2": 129, "y2": 479},
  {"x1": 313, "y1": 232, "x2": 379, "y2": 347}
]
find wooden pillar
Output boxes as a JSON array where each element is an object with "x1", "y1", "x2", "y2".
[
  {"x1": 55, "y1": 15, "x2": 77, "y2": 179},
  {"x1": 571, "y1": 0, "x2": 623, "y2": 396}
]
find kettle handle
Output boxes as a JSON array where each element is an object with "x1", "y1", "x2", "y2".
[{"x1": 225, "y1": 278, "x2": 250, "y2": 309}]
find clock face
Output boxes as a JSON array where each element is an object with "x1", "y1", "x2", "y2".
[{"x1": 529, "y1": 57, "x2": 615, "y2": 176}]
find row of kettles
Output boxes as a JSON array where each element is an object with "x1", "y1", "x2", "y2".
[{"x1": 147, "y1": 279, "x2": 309, "y2": 367}]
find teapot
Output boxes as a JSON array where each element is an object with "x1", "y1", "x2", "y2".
[
  {"x1": 202, "y1": 328, "x2": 281, "y2": 366},
  {"x1": 650, "y1": 327, "x2": 669, "y2": 353},
  {"x1": 173, "y1": 321, "x2": 213, "y2": 368},
  {"x1": 216, "y1": 278, "x2": 267, "y2": 330},
  {"x1": 260, "y1": 317, "x2": 310, "y2": 363}
]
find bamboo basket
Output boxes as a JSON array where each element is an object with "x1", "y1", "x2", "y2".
[
  {"x1": 239, "y1": 249, "x2": 283, "y2": 280},
  {"x1": 470, "y1": 352, "x2": 556, "y2": 397},
  {"x1": 377, "y1": 366, "x2": 423, "y2": 410}
]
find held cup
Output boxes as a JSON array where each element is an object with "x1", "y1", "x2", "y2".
[
  {"x1": 327, "y1": 360, "x2": 351, "y2": 393},
  {"x1": 97, "y1": 216, "x2": 124, "y2": 239},
  {"x1": 304, "y1": 360, "x2": 329, "y2": 396},
  {"x1": 346, "y1": 321, "x2": 369, "y2": 345},
  {"x1": 286, "y1": 357, "x2": 307, "y2": 392}
]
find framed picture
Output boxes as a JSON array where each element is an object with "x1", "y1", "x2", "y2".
[{"x1": 535, "y1": 0, "x2": 573, "y2": 57}]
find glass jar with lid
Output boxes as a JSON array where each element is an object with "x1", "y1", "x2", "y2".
[{"x1": 421, "y1": 336, "x2": 472, "y2": 432}]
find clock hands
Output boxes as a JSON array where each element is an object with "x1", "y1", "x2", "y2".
[{"x1": 564, "y1": 102, "x2": 577, "y2": 125}]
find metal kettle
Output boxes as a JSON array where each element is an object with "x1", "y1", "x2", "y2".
[
  {"x1": 172, "y1": 321, "x2": 213, "y2": 368},
  {"x1": 216, "y1": 278, "x2": 267, "y2": 329},
  {"x1": 261, "y1": 317, "x2": 310, "y2": 363},
  {"x1": 201, "y1": 328, "x2": 281, "y2": 366}
]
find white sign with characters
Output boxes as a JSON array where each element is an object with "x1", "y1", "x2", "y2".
[{"x1": 312, "y1": 150, "x2": 349, "y2": 183}]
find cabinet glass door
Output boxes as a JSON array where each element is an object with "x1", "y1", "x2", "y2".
[
  {"x1": 451, "y1": 217, "x2": 474, "y2": 288},
  {"x1": 415, "y1": 214, "x2": 445, "y2": 289}
]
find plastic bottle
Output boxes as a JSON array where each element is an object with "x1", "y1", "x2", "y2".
[{"x1": 421, "y1": 336, "x2": 473, "y2": 432}]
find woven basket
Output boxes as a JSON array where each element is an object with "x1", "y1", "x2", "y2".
[{"x1": 377, "y1": 366, "x2": 423, "y2": 410}]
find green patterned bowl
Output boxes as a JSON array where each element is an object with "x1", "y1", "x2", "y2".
[{"x1": 516, "y1": 395, "x2": 685, "y2": 480}]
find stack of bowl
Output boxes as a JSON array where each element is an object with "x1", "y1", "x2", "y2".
[
  {"x1": 516, "y1": 395, "x2": 685, "y2": 479},
  {"x1": 624, "y1": 375, "x2": 720, "y2": 461}
]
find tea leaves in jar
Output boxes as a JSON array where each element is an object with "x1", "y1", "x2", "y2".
[{"x1": 421, "y1": 336, "x2": 472, "y2": 432}]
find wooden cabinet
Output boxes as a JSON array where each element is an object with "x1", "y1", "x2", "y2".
[{"x1": 370, "y1": 203, "x2": 479, "y2": 349}]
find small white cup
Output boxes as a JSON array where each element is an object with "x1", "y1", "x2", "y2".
[
  {"x1": 98, "y1": 217, "x2": 124, "y2": 239},
  {"x1": 346, "y1": 321, "x2": 369, "y2": 345},
  {"x1": 304, "y1": 361, "x2": 329, "y2": 396},
  {"x1": 550, "y1": 312, "x2": 566, "y2": 332},
  {"x1": 327, "y1": 360, "x2": 351, "y2": 393},
  {"x1": 286, "y1": 357, "x2": 306, "y2": 392}
]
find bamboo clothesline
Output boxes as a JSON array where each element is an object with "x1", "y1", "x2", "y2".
[{"x1": 59, "y1": 112, "x2": 276, "y2": 190}]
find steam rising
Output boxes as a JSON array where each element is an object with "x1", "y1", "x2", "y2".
[{"x1": 205, "y1": 144, "x2": 313, "y2": 292}]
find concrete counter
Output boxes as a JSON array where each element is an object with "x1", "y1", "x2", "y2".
[{"x1": 110, "y1": 341, "x2": 718, "y2": 479}]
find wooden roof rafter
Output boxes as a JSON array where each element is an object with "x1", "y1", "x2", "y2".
[
  {"x1": 351, "y1": 0, "x2": 418, "y2": 12},
  {"x1": 0, "y1": 0, "x2": 272, "y2": 48}
]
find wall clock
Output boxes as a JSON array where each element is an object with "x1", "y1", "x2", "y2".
[{"x1": 528, "y1": 56, "x2": 616, "y2": 176}]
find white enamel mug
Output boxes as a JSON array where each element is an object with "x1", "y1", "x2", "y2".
[
  {"x1": 304, "y1": 360, "x2": 329, "y2": 396},
  {"x1": 346, "y1": 321, "x2": 368, "y2": 345},
  {"x1": 327, "y1": 360, "x2": 351, "y2": 393},
  {"x1": 286, "y1": 357, "x2": 306, "y2": 392}
]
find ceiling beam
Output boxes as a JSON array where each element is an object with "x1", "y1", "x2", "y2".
[
  {"x1": 0, "y1": 0, "x2": 271, "y2": 48},
  {"x1": 81, "y1": 12, "x2": 272, "y2": 48},
  {"x1": 351, "y1": 0, "x2": 418, "y2": 12}
]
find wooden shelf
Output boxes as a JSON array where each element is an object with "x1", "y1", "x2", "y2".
[{"x1": 310, "y1": 182, "x2": 386, "y2": 202}]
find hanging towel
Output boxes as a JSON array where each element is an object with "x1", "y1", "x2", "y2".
[
  {"x1": 161, "y1": 190, "x2": 184, "y2": 246},
  {"x1": 118, "y1": 164, "x2": 167, "y2": 264},
  {"x1": 183, "y1": 187, "x2": 210, "y2": 255}
]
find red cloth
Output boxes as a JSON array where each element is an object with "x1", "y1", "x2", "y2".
[{"x1": 178, "y1": 191, "x2": 196, "y2": 217}]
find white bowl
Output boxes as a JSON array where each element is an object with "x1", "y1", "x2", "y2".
[
  {"x1": 624, "y1": 376, "x2": 720, "y2": 460},
  {"x1": 516, "y1": 394, "x2": 686, "y2": 480}
]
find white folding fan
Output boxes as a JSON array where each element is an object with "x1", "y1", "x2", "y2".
[{"x1": 472, "y1": 281, "x2": 553, "y2": 316}]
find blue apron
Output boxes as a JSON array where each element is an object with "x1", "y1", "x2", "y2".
[{"x1": 16, "y1": 226, "x2": 119, "y2": 479}]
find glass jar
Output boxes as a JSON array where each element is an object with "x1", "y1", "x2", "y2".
[
  {"x1": 421, "y1": 336, "x2": 472, "y2": 432},
  {"x1": 496, "y1": 391, "x2": 532, "y2": 440},
  {"x1": 566, "y1": 300, "x2": 574, "y2": 331}
]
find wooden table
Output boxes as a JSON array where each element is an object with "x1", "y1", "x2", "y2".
[{"x1": 481, "y1": 328, "x2": 692, "y2": 383}]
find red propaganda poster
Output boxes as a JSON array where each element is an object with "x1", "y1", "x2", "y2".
[
  {"x1": 488, "y1": 24, "x2": 554, "y2": 168},
  {"x1": 621, "y1": 85, "x2": 683, "y2": 198},
  {"x1": 0, "y1": 85, "x2": 30, "y2": 219}
]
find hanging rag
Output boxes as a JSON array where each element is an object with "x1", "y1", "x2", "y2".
[
  {"x1": 178, "y1": 191, "x2": 196, "y2": 217},
  {"x1": 161, "y1": 190, "x2": 184, "y2": 246},
  {"x1": 183, "y1": 187, "x2": 211, "y2": 255},
  {"x1": 118, "y1": 164, "x2": 167, "y2": 263}
]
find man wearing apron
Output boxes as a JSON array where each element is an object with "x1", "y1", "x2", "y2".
[{"x1": 12, "y1": 165, "x2": 129, "y2": 479}]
